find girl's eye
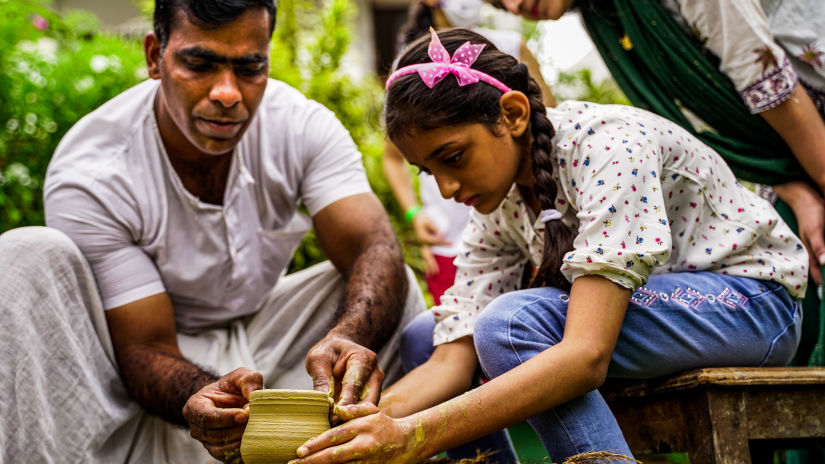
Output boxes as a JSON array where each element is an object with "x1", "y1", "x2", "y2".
[{"x1": 417, "y1": 166, "x2": 432, "y2": 175}]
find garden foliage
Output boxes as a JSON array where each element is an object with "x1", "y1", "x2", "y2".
[{"x1": 0, "y1": 0, "x2": 145, "y2": 230}]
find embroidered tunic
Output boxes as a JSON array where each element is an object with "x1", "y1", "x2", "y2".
[
  {"x1": 661, "y1": 0, "x2": 825, "y2": 114},
  {"x1": 431, "y1": 101, "x2": 809, "y2": 345}
]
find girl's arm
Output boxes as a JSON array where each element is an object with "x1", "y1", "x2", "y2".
[
  {"x1": 379, "y1": 336, "x2": 478, "y2": 419},
  {"x1": 382, "y1": 139, "x2": 419, "y2": 215},
  {"x1": 290, "y1": 275, "x2": 630, "y2": 464}
]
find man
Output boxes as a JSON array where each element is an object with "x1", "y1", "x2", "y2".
[{"x1": 0, "y1": 0, "x2": 424, "y2": 462}]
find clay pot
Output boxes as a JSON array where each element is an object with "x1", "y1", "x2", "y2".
[{"x1": 241, "y1": 389, "x2": 332, "y2": 464}]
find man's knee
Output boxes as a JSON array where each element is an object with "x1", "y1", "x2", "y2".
[
  {"x1": 0, "y1": 226, "x2": 90, "y2": 288},
  {"x1": 0, "y1": 226, "x2": 81, "y2": 259}
]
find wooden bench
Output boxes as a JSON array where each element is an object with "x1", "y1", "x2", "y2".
[{"x1": 600, "y1": 367, "x2": 825, "y2": 463}]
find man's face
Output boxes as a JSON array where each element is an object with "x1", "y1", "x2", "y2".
[{"x1": 145, "y1": 7, "x2": 271, "y2": 159}]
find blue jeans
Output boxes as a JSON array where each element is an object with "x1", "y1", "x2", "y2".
[{"x1": 402, "y1": 272, "x2": 802, "y2": 462}]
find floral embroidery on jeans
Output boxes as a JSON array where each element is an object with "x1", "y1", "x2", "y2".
[
  {"x1": 630, "y1": 287, "x2": 658, "y2": 307},
  {"x1": 671, "y1": 287, "x2": 707, "y2": 309},
  {"x1": 718, "y1": 287, "x2": 749, "y2": 309}
]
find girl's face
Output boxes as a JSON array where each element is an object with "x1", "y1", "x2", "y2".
[{"x1": 393, "y1": 120, "x2": 531, "y2": 214}]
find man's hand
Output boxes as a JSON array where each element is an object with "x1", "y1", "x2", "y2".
[
  {"x1": 305, "y1": 334, "x2": 384, "y2": 420},
  {"x1": 310, "y1": 193, "x2": 408, "y2": 416},
  {"x1": 183, "y1": 367, "x2": 263, "y2": 463}
]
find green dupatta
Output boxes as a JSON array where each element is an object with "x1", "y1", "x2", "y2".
[{"x1": 580, "y1": 0, "x2": 824, "y2": 366}]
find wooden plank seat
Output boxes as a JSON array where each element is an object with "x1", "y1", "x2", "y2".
[{"x1": 599, "y1": 367, "x2": 825, "y2": 463}]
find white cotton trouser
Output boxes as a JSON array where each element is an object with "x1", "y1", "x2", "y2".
[{"x1": 0, "y1": 227, "x2": 426, "y2": 464}]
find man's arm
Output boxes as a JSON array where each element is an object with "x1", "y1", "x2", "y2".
[
  {"x1": 106, "y1": 292, "x2": 263, "y2": 462},
  {"x1": 305, "y1": 192, "x2": 408, "y2": 408},
  {"x1": 106, "y1": 293, "x2": 216, "y2": 425}
]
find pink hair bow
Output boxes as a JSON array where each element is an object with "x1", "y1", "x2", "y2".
[{"x1": 385, "y1": 28, "x2": 512, "y2": 93}]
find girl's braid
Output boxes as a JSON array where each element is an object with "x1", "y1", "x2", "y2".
[{"x1": 516, "y1": 63, "x2": 576, "y2": 290}]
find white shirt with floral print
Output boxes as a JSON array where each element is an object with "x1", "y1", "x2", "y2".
[{"x1": 431, "y1": 101, "x2": 809, "y2": 346}]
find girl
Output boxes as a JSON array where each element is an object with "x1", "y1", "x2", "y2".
[
  {"x1": 288, "y1": 28, "x2": 808, "y2": 464},
  {"x1": 384, "y1": 0, "x2": 555, "y2": 307}
]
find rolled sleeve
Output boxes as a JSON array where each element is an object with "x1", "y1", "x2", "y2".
[
  {"x1": 45, "y1": 182, "x2": 165, "y2": 310},
  {"x1": 559, "y1": 120, "x2": 671, "y2": 289}
]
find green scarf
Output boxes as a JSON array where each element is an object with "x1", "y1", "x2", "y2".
[{"x1": 580, "y1": 0, "x2": 823, "y2": 366}]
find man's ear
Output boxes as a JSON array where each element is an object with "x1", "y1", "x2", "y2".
[
  {"x1": 144, "y1": 32, "x2": 162, "y2": 80},
  {"x1": 499, "y1": 91, "x2": 531, "y2": 137}
]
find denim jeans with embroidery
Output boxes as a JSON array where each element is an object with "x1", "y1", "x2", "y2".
[{"x1": 400, "y1": 272, "x2": 802, "y2": 461}]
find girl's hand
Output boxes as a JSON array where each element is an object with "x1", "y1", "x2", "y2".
[{"x1": 288, "y1": 405, "x2": 424, "y2": 464}]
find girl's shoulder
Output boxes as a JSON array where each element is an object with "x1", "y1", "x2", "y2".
[
  {"x1": 552, "y1": 100, "x2": 648, "y2": 122},
  {"x1": 549, "y1": 101, "x2": 674, "y2": 140}
]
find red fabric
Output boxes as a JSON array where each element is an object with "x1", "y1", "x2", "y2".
[{"x1": 425, "y1": 254, "x2": 458, "y2": 305}]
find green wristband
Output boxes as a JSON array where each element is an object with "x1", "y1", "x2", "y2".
[{"x1": 404, "y1": 204, "x2": 422, "y2": 223}]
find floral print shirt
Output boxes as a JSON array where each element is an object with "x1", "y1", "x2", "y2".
[{"x1": 431, "y1": 101, "x2": 808, "y2": 346}]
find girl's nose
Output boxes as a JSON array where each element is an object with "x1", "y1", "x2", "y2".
[{"x1": 435, "y1": 173, "x2": 460, "y2": 200}]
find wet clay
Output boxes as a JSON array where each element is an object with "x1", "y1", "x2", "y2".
[{"x1": 241, "y1": 389, "x2": 331, "y2": 464}]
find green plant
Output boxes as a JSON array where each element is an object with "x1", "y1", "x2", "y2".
[{"x1": 0, "y1": 0, "x2": 145, "y2": 230}]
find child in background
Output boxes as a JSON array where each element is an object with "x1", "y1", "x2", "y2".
[{"x1": 290, "y1": 28, "x2": 808, "y2": 464}]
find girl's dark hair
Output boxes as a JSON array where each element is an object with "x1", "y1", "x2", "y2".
[
  {"x1": 154, "y1": 0, "x2": 277, "y2": 51},
  {"x1": 385, "y1": 28, "x2": 576, "y2": 290}
]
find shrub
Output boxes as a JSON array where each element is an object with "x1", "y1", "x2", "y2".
[{"x1": 0, "y1": 0, "x2": 145, "y2": 229}]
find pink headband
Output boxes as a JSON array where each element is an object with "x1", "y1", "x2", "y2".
[{"x1": 385, "y1": 28, "x2": 512, "y2": 93}]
